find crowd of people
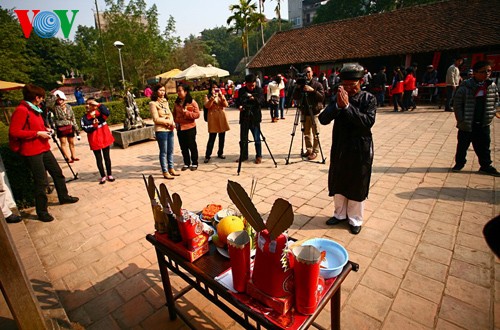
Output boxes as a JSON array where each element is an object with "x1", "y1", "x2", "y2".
[{"x1": 5, "y1": 59, "x2": 499, "y2": 235}]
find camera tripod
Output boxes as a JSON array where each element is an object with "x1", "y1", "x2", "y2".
[
  {"x1": 285, "y1": 90, "x2": 326, "y2": 165},
  {"x1": 237, "y1": 120, "x2": 277, "y2": 175}
]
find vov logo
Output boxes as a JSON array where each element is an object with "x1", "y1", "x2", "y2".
[{"x1": 14, "y1": 10, "x2": 79, "y2": 39}]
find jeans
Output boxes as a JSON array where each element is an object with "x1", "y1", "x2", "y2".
[
  {"x1": 93, "y1": 146, "x2": 112, "y2": 178},
  {"x1": 279, "y1": 96, "x2": 286, "y2": 118},
  {"x1": 239, "y1": 124, "x2": 262, "y2": 160},
  {"x1": 156, "y1": 131, "x2": 174, "y2": 172},
  {"x1": 269, "y1": 103, "x2": 279, "y2": 119},
  {"x1": 376, "y1": 90, "x2": 385, "y2": 106},
  {"x1": 177, "y1": 127, "x2": 198, "y2": 166},
  {"x1": 205, "y1": 132, "x2": 226, "y2": 158},
  {"x1": 455, "y1": 125, "x2": 492, "y2": 168},
  {"x1": 25, "y1": 151, "x2": 69, "y2": 216}
]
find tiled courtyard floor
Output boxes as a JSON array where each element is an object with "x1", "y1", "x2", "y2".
[{"x1": 2, "y1": 104, "x2": 499, "y2": 329}]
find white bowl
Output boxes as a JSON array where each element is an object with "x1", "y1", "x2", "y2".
[{"x1": 302, "y1": 238, "x2": 349, "y2": 278}]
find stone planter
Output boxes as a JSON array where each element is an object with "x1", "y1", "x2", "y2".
[{"x1": 112, "y1": 124, "x2": 155, "y2": 149}]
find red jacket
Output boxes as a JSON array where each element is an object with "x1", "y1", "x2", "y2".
[
  {"x1": 80, "y1": 104, "x2": 114, "y2": 150},
  {"x1": 404, "y1": 74, "x2": 416, "y2": 91},
  {"x1": 9, "y1": 101, "x2": 51, "y2": 156},
  {"x1": 173, "y1": 100, "x2": 200, "y2": 131}
]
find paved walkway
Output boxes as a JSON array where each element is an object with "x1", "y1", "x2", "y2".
[{"x1": 4, "y1": 104, "x2": 499, "y2": 329}]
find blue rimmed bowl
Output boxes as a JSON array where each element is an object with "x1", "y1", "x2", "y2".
[{"x1": 302, "y1": 238, "x2": 349, "y2": 278}]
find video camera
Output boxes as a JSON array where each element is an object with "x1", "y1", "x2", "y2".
[{"x1": 290, "y1": 66, "x2": 308, "y2": 86}]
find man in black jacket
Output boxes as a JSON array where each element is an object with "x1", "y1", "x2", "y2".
[
  {"x1": 236, "y1": 74, "x2": 265, "y2": 164},
  {"x1": 319, "y1": 64, "x2": 377, "y2": 235},
  {"x1": 293, "y1": 65, "x2": 325, "y2": 160}
]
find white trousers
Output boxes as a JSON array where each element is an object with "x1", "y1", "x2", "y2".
[
  {"x1": 333, "y1": 194, "x2": 364, "y2": 227},
  {"x1": 0, "y1": 175, "x2": 12, "y2": 218}
]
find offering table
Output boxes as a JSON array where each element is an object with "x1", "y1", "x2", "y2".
[{"x1": 146, "y1": 233, "x2": 359, "y2": 330}]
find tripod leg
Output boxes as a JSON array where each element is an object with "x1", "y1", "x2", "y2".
[
  {"x1": 52, "y1": 135, "x2": 79, "y2": 181},
  {"x1": 285, "y1": 109, "x2": 301, "y2": 165},
  {"x1": 310, "y1": 116, "x2": 326, "y2": 164},
  {"x1": 259, "y1": 130, "x2": 277, "y2": 167},
  {"x1": 237, "y1": 125, "x2": 249, "y2": 175}
]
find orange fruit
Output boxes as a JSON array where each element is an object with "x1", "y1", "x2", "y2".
[{"x1": 216, "y1": 216, "x2": 245, "y2": 246}]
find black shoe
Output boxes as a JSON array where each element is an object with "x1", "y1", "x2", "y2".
[
  {"x1": 190, "y1": 165, "x2": 198, "y2": 171},
  {"x1": 478, "y1": 166, "x2": 500, "y2": 177},
  {"x1": 217, "y1": 155, "x2": 226, "y2": 159},
  {"x1": 204, "y1": 157, "x2": 210, "y2": 163},
  {"x1": 349, "y1": 224, "x2": 362, "y2": 235},
  {"x1": 38, "y1": 212, "x2": 54, "y2": 222},
  {"x1": 5, "y1": 214, "x2": 21, "y2": 223},
  {"x1": 181, "y1": 165, "x2": 190, "y2": 171},
  {"x1": 326, "y1": 217, "x2": 344, "y2": 226},
  {"x1": 452, "y1": 164, "x2": 464, "y2": 172},
  {"x1": 60, "y1": 196, "x2": 79, "y2": 204}
]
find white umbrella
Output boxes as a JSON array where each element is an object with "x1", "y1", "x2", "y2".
[
  {"x1": 204, "y1": 64, "x2": 230, "y2": 78},
  {"x1": 172, "y1": 64, "x2": 209, "y2": 81}
]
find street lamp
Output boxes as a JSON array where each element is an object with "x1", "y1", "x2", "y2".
[{"x1": 113, "y1": 40, "x2": 125, "y2": 89}]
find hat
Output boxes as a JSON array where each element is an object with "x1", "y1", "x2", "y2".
[
  {"x1": 427, "y1": 65, "x2": 434, "y2": 69},
  {"x1": 53, "y1": 90, "x2": 67, "y2": 100},
  {"x1": 339, "y1": 63, "x2": 364, "y2": 80}
]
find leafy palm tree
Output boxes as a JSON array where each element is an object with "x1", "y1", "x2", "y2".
[
  {"x1": 271, "y1": 0, "x2": 282, "y2": 31},
  {"x1": 227, "y1": 0, "x2": 264, "y2": 58}
]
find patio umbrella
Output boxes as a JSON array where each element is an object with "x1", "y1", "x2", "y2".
[
  {"x1": 155, "y1": 68, "x2": 182, "y2": 80},
  {"x1": 0, "y1": 80, "x2": 25, "y2": 91},
  {"x1": 172, "y1": 64, "x2": 209, "y2": 81},
  {"x1": 204, "y1": 65, "x2": 230, "y2": 78}
]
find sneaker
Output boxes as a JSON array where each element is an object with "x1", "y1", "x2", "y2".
[
  {"x1": 181, "y1": 165, "x2": 190, "y2": 171},
  {"x1": 99, "y1": 177, "x2": 107, "y2": 184},
  {"x1": 5, "y1": 214, "x2": 21, "y2": 223},
  {"x1": 452, "y1": 164, "x2": 464, "y2": 172},
  {"x1": 255, "y1": 157, "x2": 262, "y2": 164},
  {"x1": 107, "y1": 175, "x2": 115, "y2": 182},
  {"x1": 38, "y1": 212, "x2": 54, "y2": 222},
  {"x1": 478, "y1": 166, "x2": 500, "y2": 177},
  {"x1": 190, "y1": 165, "x2": 198, "y2": 171},
  {"x1": 60, "y1": 196, "x2": 79, "y2": 204}
]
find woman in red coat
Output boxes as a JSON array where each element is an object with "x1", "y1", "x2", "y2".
[
  {"x1": 403, "y1": 67, "x2": 417, "y2": 111},
  {"x1": 80, "y1": 97, "x2": 115, "y2": 184},
  {"x1": 9, "y1": 84, "x2": 79, "y2": 222},
  {"x1": 391, "y1": 67, "x2": 405, "y2": 112}
]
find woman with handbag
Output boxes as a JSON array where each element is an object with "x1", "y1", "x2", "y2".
[
  {"x1": 267, "y1": 76, "x2": 282, "y2": 122},
  {"x1": 149, "y1": 84, "x2": 179, "y2": 180},
  {"x1": 53, "y1": 90, "x2": 80, "y2": 163},
  {"x1": 203, "y1": 81, "x2": 230, "y2": 163},
  {"x1": 80, "y1": 97, "x2": 115, "y2": 184}
]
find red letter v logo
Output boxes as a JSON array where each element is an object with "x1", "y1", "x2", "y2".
[{"x1": 14, "y1": 10, "x2": 40, "y2": 38}]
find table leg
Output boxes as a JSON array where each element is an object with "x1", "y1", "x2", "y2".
[
  {"x1": 156, "y1": 248, "x2": 177, "y2": 320},
  {"x1": 331, "y1": 287, "x2": 341, "y2": 330}
]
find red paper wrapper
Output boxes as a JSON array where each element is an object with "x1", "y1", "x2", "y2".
[
  {"x1": 292, "y1": 245, "x2": 321, "y2": 315},
  {"x1": 227, "y1": 230, "x2": 251, "y2": 293}
]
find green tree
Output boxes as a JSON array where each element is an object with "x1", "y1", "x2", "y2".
[
  {"x1": 227, "y1": 0, "x2": 264, "y2": 59},
  {"x1": 200, "y1": 26, "x2": 243, "y2": 73}
]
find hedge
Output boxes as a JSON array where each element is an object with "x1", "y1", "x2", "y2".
[{"x1": 0, "y1": 92, "x2": 208, "y2": 209}]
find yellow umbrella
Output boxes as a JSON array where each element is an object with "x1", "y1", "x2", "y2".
[
  {"x1": 0, "y1": 80, "x2": 25, "y2": 91},
  {"x1": 155, "y1": 69, "x2": 182, "y2": 80}
]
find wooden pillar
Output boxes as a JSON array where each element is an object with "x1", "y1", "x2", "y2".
[{"x1": 0, "y1": 215, "x2": 48, "y2": 330}]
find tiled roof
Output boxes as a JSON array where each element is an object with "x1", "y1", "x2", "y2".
[{"x1": 248, "y1": 0, "x2": 500, "y2": 69}]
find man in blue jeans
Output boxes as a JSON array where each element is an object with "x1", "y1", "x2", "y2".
[{"x1": 236, "y1": 74, "x2": 265, "y2": 164}]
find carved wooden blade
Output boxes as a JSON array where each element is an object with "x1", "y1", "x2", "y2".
[
  {"x1": 267, "y1": 198, "x2": 294, "y2": 240},
  {"x1": 159, "y1": 183, "x2": 173, "y2": 208},
  {"x1": 227, "y1": 180, "x2": 266, "y2": 232},
  {"x1": 172, "y1": 193, "x2": 183, "y2": 218},
  {"x1": 146, "y1": 175, "x2": 156, "y2": 200}
]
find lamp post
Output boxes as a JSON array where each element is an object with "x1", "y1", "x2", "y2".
[{"x1": 113, "y1": 41, "x2": 125, "y2": 89}]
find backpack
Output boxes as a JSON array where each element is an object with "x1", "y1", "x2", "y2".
[{"x1": 9, "y1": 113, "x2": 30, "y2": 154}]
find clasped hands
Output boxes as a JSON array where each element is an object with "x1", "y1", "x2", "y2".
[{"x1": 336, "y1": 86, "x2": 349, "y2": 109}]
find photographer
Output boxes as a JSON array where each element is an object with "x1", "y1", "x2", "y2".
[
  {"x1": 292, "y1": 65, "x2": 325, "y2": 160},
  {"x1": 236, "y1": 74, "x2": 265, "y2": 164},
  {"x1": 319, "y1": 64, "x2": 377, "y2": 235}
]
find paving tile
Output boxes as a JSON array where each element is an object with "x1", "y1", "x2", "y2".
[
  {"x1": 112, "y1": 294, "x2": 154, "y2": 328},
  {"x1": 415, "y1": 242, "x2": 452, "y2": 265},
  {"x1": 387, "y1": 227, "x2": 420, "y2": 246},
  {"x1": 401, "y1": 271, "x2": 445, "y2": 303},
  {"x1": 340, "y1": 305, "x2": 382, "y2": 330},
  {"x1": 392, "y1": 289, "x2": 438, "y2": 327},
  {"x1": 347, "y1": 237, "x2": 381, "y2": 258},
  {"x1": 426, "y1": 220, "x2": 457, "y2": 236},
  {"x1": 449, "y1": 258, "x2": 491, "y2": 288},
  {"x1": 439, "y1": 295, "x2": 490, "y2": 330},
  {"x1": 453, "y1": 245, "x2": 492, "y2": 268},
  {"x1": 380, "y1": 238, "x2": 415, "y2": 261},
  {"x1": 360, "y1": 267, "x2": 401, "y2": 298},
  {"x1": 140, "y1": 308, "x2": 187, "y2": 330},
  {"x1": 371, "y1": 252, "x2": 410, "y2": 279},
  {"x1": 382, "y1": 311, "x2": 432, "y2": 330},
  {"x1": 395, "y1": 218, "x2": 426, "y2": 234},
  {"x1": 347, "y1": 285, "x2": 392, "y2": 321},
  {"x1": 421, "y1": 229, "x2": 455, "y2": 250},
  {"x1": 83, "y1": 289, "x2": 124, "y2": 323},
  {"x1": 435, "y1": 318, "x2": 467, "y2": 330},
  {"x1": 456, "y1": 231, "x2": 491, "y2": 253},
  {"x1": 400, "y1": 209, "x2": 430, "y2": 223},
  {"x1": 445, "y1": 275, "x2": 491, "y2": 311}
]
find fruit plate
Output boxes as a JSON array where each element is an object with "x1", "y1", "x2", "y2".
[{"x1": 216, "y1": 246, "x2": 256, "y2": 258}]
